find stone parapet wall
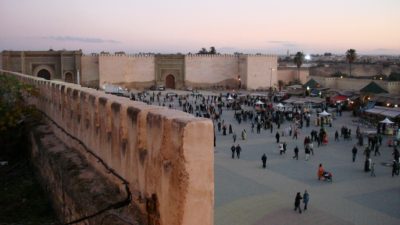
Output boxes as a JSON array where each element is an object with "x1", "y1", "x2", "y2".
[
  {"x1": 1, "y1": 70, "x2": 214, "y2": 225},
  {"x1": 31, "y1": 124, "x2": 142, "y2": 225}
]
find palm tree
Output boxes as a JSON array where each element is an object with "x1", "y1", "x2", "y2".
[
  {"x1": 278, "y1": 80, "x2": 284, "y2": 91},
  {"x1": 346, "y1": 49, "x2": 357, "y2": 77},
  {"x1": 293, "y1": 52, "x2": 305, "y2": 83}
]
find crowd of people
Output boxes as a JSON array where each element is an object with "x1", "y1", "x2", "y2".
[{"x1": 130, "y1": 90, "x2": 399, "y2": 214}]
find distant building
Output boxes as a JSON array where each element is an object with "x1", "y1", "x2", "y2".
[{"x1": 1, "y1": 50, "x2": 82, "y2": 83}]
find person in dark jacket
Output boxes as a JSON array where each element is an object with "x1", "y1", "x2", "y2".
[
  {"x1": 275, "y1": 132, "x2": 280, "y2": 143},
  {"x1": 261, "y1": 154, "x2": 267, "y2": 168},
  {"x1": 231, "y1": 145, "x2": 235, "y2": 159},
  {"x1": 235, "y1": 144, "x2": 242, "y2": 159},
  {"x1": 364, "y1": 157, "x2": 370, "y2": 172},
  {"x1": 393, "y1": 160, "x2": 399, "y2": 177},
  {"x1": 293, "y1": 146, "x2": 299, "y2": 160},
  {"x1": 294, "y1": 192, "x2": 302, "y2": 213},
  {"x1": 352, "y1": 145, "x2": 358, "y2": 162}
]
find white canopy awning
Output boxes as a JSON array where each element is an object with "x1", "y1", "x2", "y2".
[
  {"x1": 319, "y1": 110, "x2": 331, "y2": 116},
  {"x1": 380, "y1": 117, "x2": 394, "y2": 124},
  {"x1": 276, "y1": 103, "x2": 284, "y2": 108},
  {"x1": 256, "y1": 100, "x2": 264, "y2": 105}
]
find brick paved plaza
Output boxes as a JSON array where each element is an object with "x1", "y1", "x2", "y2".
[{"x1": 213, "y1": 104, "x2": 400, "y2": 225}]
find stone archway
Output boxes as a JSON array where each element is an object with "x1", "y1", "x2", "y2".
[
  {"x1": 37, "y1": 69, "x2": 51, "y2": 80},
  {"x1": 165, "y1": 74, "x2": 175, "y2": 89},
  {"x1": 33, "y1": 65, "x2": 55, "y2": 80},
  {"x1": 65, "y1": 72, "x2": 74, "y2": 83}
]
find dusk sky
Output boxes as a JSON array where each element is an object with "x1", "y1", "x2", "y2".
[{"x1": 1, "y1": 0, "x2": 399, "y2": 55}]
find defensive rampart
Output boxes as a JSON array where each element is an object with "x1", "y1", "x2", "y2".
[{"x1": 1, "y1": 70, "x2": 214, "y2": 225}]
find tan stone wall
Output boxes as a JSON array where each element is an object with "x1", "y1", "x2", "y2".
[
  {"x1": 81, "y1": 56, "x2": 99, "y2": 87},
  {"x1": 98, "y1": 54, "x2": 155, "y2": 88},
  {"x1": 2, "y1": 70, "x2": 214, "y2": 225},
  {"x1": 387, "y1": 82, "x2": 400, "y2": 95},
  {"x1": 245, "y1": 55, "x2": 278, "y2": 90},
  {"x1": 277, "y1": 67, "x2": 309, "y2": 85},
  {"x1": 185, "y1": 55, "x2": 239, "y2": 86},
  {"x1": 310, "y1": 64, "x2": 392, "y2": 77},
  {"x1": 309, "y1": 75, "x2": 400, "y2": 94}
]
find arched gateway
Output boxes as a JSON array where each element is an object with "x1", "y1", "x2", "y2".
[
  {"x1": 65, "y1": 72, "x2": 74, "y2": 83},
  {"x1": 37, "y1": 69, "x2": 51, "y2": 80},
  {"x1": 165, "y1": 74, "x2": 175, "y2": 89}
]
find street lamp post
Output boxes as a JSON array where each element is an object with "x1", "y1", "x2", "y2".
[{"x1": 269, "y1": 68, "x2": 275, "y2": 90}]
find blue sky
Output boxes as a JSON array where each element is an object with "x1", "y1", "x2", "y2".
[{"x1": 0, "y1": 0, "x2": 399, "y2": 55}]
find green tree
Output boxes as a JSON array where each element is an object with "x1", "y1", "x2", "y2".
[
  {"x1": 293, "y1": 52, "x2": 305, "y2": 83},
  {"x1": 0, "y1": 74, "x2": 39, "y2": 159},
  {"x1": 346, "y1": 49, "x2": 357, "y2": 77}
]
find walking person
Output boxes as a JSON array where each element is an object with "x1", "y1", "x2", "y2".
[
  {"x1": 392, "y1": 160, "x2": 399, "y2": 177},
  {"x1": 335, "y1": 130, "x2": 339, "y2": 141},
  {"x1": 294, "y1": 192, "x2": 303, "y2": 214},
  {"x1": 279, "y1": 143, "x2": 284, "y2": 155},
  {"x1": 283, "y1": 142, "x2": 287, "y2": 154},
  {"x1": 231, "y1": 145, "x2": 235, "y2": 159},
  {"x1": 261, "y1": 153, "x2": 267, "y2": 169},
  {"x1": 374, "y1": 144, "x2": 381, "y2": 156},
  {"x1": 235, "y1": 144, "x2": 242, "y2": 159},
  {"x1": 303, "y1": 190, "x2": 309, "y2": 211},
  {"x1": 305, "y1": 146, "x2": 311, "y2": 161},
  {"x1": 241, "y1": 129, "x2": 247, "y2": 141},
  {"x1": 352, "y1": 145, "x2": 358, "y2": 162},
  {"x1": 275, "y1": 132, "x2": 280, "y2": 143},
  {"x1": 393, "y1": 148, "x2": 399, "y2": 162},
  {"x1": 293, "y1": 130, "x2": 298, "y2": 140},
  {"x1": 364, "y1": 157, "x2": 371, "y2": 172},
  {"x1": 293, "y1": 146, "x2": 299, "y2": 160},
  {"x1": 370, "y1": 162, "x2": 376, "y2": 177},
  {"x1": 233, "y1": 132, "x2": 237, "y2": 143}
]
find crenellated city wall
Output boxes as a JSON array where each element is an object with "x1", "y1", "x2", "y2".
[
  {"x1": 81, "y1": 55, "x2": 99, "y2": 87},
  {"x1": 185, "y1": 54, "x2": 239, "y2": 88},
  {"x1": 97, "y1": 54, "x2": 155, "y2": 88},
  {"x1": 277, "y1": 67, "x2": 309, "y2": 85},
  {"x1": 245, "y1": 55, "x2": 278, "y2": 90},
  {"x1": 309, "y1": 64, "x2": 394, "y2": 77},
  {"x1": 1, "y1": 70, "x2": 214, "y2": 225},
  {"x1": 80, "y1": 54, "x2": 278, "y2": 90}
]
